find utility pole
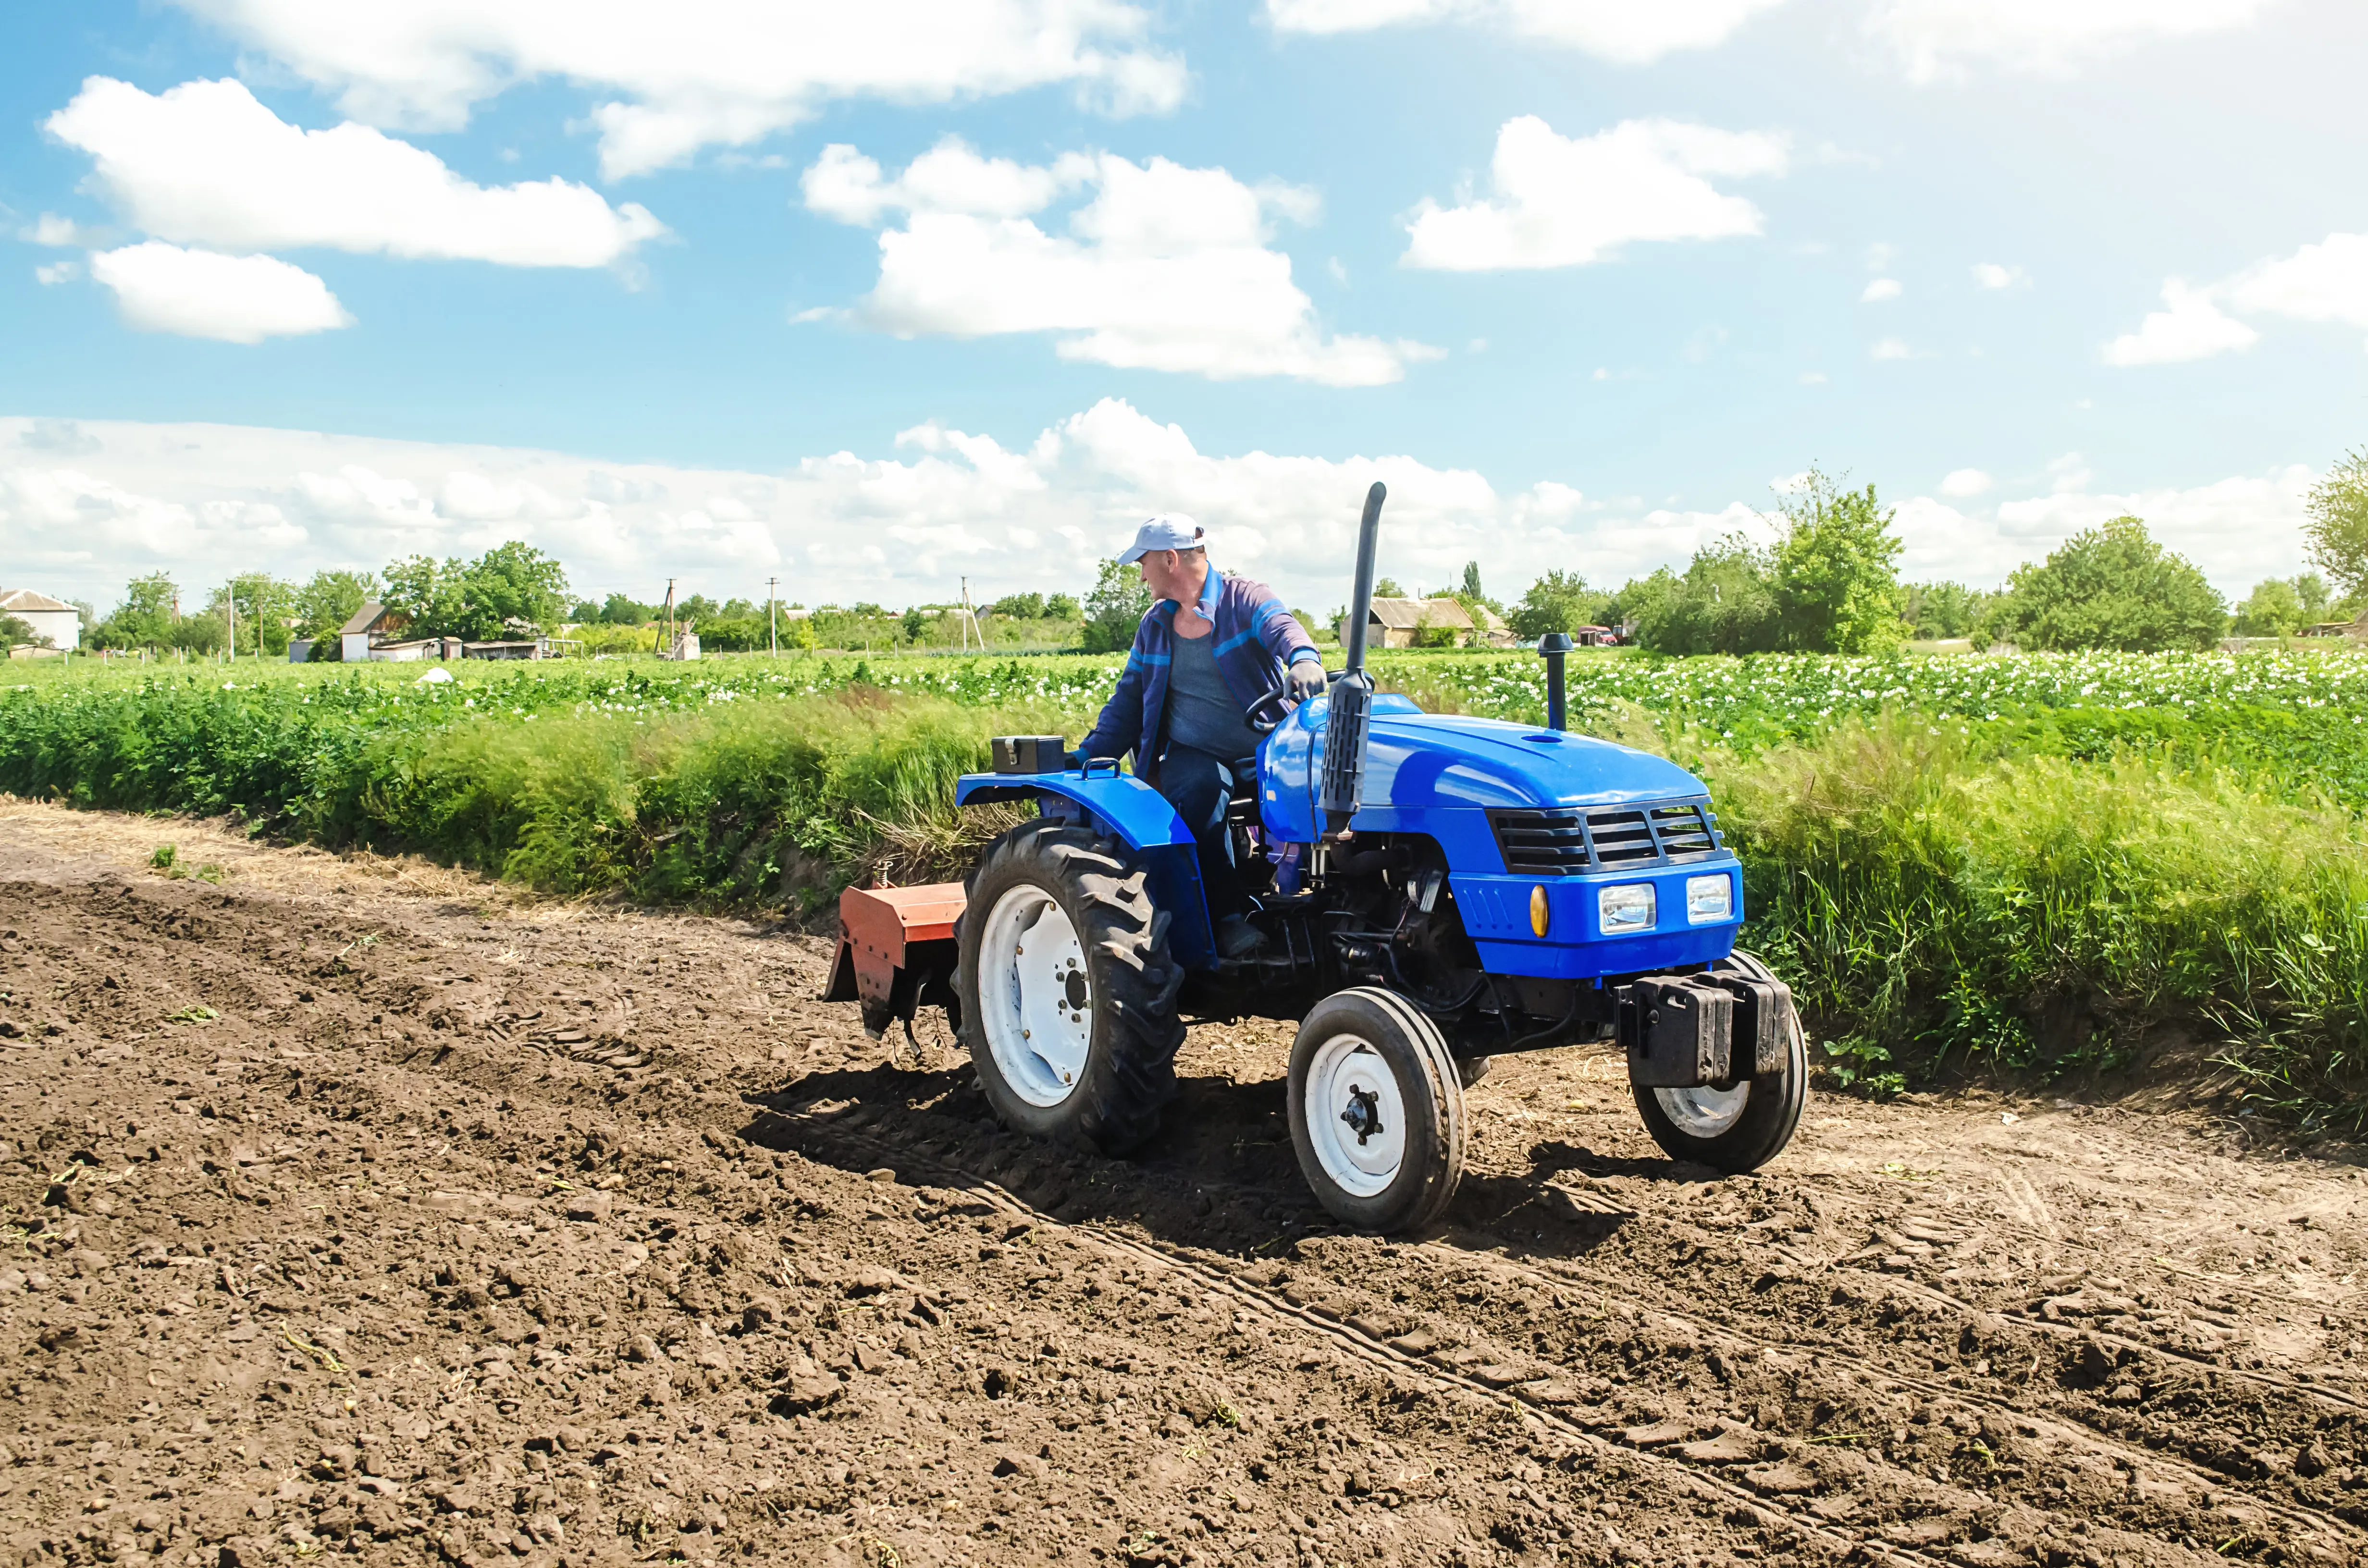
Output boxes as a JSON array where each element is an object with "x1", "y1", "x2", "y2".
[
  {"x1": 959, "y1": 576, "x2": 981, "y2": 652},
  {"x1": 767, "y1": 576, "x2": 778, "y2": 656},
  {"x1": 664, "y1": 577, "x2": 677, "y2": 661},
  {"x1": 226, "y1": 581, "x2": 237, "y2": 665}
]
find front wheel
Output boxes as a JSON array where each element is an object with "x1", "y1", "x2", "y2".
[
  {"x1": 1631, "y1": 950, "x2": 1807, "y2": 1174},
  {"x1": 956, "y1": 821, "x2": 1185, "y2": 1153},
  {"x1": 1287, "y1": 988, "x2": 1465, "y2": 1233}
]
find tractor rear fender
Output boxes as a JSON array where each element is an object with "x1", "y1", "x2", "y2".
[{"x1": 955, "y1": 768, "x2": 1218, "y2": 972}]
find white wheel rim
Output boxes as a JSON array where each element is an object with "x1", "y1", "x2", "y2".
[
  {"x1": 978, "y1": 884, "x2": 1092, "y2": 1108},
  {"x1": 1303, "y1": 1034, "x2": 1407, "y2": 1199},
  {"x1": 1654, "y1": 1082, "x2": 1750, "y2": 1139}
]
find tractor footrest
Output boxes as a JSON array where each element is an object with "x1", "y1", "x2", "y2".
[
  {"x1": 823, "y1": 882, "x2": 968, "y2": 1040},
  {"x1": 1619, "y1": 971, "x2": 1792, "y2": 1087}
]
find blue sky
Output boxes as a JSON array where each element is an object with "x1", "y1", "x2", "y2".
[{"x1": 5, "y1": 0, "x2": 2365, "y2": 613}]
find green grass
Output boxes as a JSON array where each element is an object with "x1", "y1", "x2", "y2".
[{"x1": 12, "y1": 647, "x2": 2368, "y2": 1127}]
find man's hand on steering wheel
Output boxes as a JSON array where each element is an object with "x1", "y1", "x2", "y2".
[{"x1": 1286, "y1": 658, "x2": 1326, "y2": 702}]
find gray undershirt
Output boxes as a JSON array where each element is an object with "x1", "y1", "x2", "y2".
[{"x1": 1166, "y1": 626, "x2": 1260, "y2": 760}]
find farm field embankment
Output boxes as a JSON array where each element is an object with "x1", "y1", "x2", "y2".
[{"x1": 7, "y1": 647, "x2": 2368, "y2": 1125}]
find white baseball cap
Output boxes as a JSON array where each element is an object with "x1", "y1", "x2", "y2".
[{"x1": 1116, "y1": 513, "x2": 1206, "y2": 564}]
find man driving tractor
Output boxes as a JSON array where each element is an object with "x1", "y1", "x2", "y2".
[{"x1": 1073, "y1": 515, "x2": 1327, "y2": 959}]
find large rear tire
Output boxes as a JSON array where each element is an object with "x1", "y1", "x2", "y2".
[
  {"x1": 956, "y1": 820, "x2": 1185, "y2": 1154},
  {"x1": 1631, "y1": 949, "x2": 1807, "y2": 1174},
  {"x1": 1287, "y1": 988, "x2": 1465, "y2": 1234}
]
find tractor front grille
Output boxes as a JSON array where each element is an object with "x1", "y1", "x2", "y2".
[{"x1": 1487, "y1": 799, "x2": 1721, "y2": 876}]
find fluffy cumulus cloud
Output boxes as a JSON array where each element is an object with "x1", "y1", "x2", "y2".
[
  {"x1": 2103, "y1": 281, "x2": 2259, "y2": 366},
  {"x1": 0, "y1": 407, "x2": 1772, "y2": 611},
  {"x1": 48, "y1": 77, "x2": 664, "y2": 268},
  {"x1": 1401, "y1": 116, "x2": 1788, "y2": 272},
  {"x1": 2108, "y1": 234, "x2": 2368, "y2": 366},
  {"x1": 167, "y1": 0, "x2": 1186, "y2": 180},
  {"x1": 1893, "y1": 460, "x2": 2314, "y2": 593},
  {"x1": 805, "y1": 138, "x2": 1433, "y2": 386},
  {"x1": 87, "y1": 244, "x2": 354, "y2": 343},
  {"x1": 1868, "y1": 0, "x2": 2270, "y2": 82},
  {"x1": 2225, "y1": 233, "x2": 2368, "y2": 336},
  {"x1": 1262, "y1": 0, "x2": 1784, "y2": 61}
]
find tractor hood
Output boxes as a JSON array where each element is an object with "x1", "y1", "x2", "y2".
[{"x1": 1363, "y1": 704, "x2": 1706, "y2": 811}]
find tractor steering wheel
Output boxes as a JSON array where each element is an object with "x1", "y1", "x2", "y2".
[{"x1": 1243, "y1": 686, "x2": 1295, "y2": 735}]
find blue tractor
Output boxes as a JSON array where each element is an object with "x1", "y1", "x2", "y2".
[{"x1": 828, "y1": 483, "x2": 1805, "y2": 1233}]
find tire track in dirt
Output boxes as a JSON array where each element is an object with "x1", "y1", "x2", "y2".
[
  {"x1": 757, "y1": 1104, "x2": 1964, "y2": 1568},
  {"x1": 768, "y1": 1100, "x2": 2310, "y2": 1568}
]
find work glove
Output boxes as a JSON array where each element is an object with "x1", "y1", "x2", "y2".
[{"x1": 1287, "y1": 661, "x2": 1328, "y2": 702}]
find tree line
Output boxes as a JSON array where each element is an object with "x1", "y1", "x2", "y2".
[{"x1": 49, "y1": 446, "x2": 2368, "y2": 661}]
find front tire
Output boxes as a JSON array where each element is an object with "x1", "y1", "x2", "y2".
[
  {"x1": 1287, "y1": 988, "x2": 1465, "y2": 1234},
  {"x1": 956, "y1": 821, "x2": 1185, "y2": 1153},
  {"x1": 1631, "y1": 949, "x2": 1807, "y2": 1174}
]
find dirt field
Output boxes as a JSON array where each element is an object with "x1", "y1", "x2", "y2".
[{"x1": 5, "y1": 799, "x2": 2368, "y2": 1568}]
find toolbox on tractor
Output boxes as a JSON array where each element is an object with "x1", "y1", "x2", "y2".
[{"x1": 823, "y1": 481, "x2": 1805, "y2": 1233}]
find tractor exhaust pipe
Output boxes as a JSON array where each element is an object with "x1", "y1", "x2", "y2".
[
  {"x1": 1320, "y1": 481, "x2": 1386, "y2": 835},
  {"x1": 1538, "y1": 631, "x2": 1574, "y2": 731}
]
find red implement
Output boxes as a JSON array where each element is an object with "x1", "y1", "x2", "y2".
[{"x1": 822, "y1": 882, "x2": 967, "y2": 1042}]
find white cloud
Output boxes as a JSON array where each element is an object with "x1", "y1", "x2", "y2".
[
  {"x1": 2102, "y1": 280, "x2": 2258, "y2": 366},
  {"x1": 1401, "y1": 116, "x2": 1788, "y2": 272},
  {"x1": 167, "y1": 0, "x2": 1187, "y2": 180},
  {"x1": 1971, "y1": 261, "x2": 2028, "y2": 290},
  {"x1": 35, "y1": 261, "x2": 80, "y2": 286},
  {"x1": 87, "y1": 244, "x2": 354, "y2": 343},
  {"x1": 807, "y1": 139, "x2": 1431, "y2": 386},
  {"x1": 1868, "y1": 0, "x2": 2270, "y2": 82},
  {"x1": 2225, "y1": 233, "x2": 2368, "y2": 333},
  {"x1": 1861, "y1": 277, "x2": 1902, "y2": 302},
  {"x1": 26, "y1": 213, "x2": 99, "y2": 247},
  {"x1": 0, "y1": 404, "x2": 1784, "y2": 612},
  {"x1": 1798, "y1": 370, "x2": 1827, "y2": 385},
  {"x1": 1897, "y1": 464, "x2": 2313, "y2": 594},
  {"x1": 1939, "y1": 468, "x2": 1992, "y2": 497},
  {"x1": 48, "y1": 77, "x2": 664, "y2": 268},
  {"x1": 1870, "y1": 336, "x2": 1912, "y2": 360},
  {"x1": 1263, "y1": 0, "x2": 1784, "y2": 61}
]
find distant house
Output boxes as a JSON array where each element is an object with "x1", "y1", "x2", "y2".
[
  {"x1": 338, "y1": 603, "x2": 461, "y2": 662},
  {"x1": 1339, "y1": 596, "x2": 1514, "y2": 649},
  {"x1": 2299, "y1": 615, "x2": 2368, "y2": 640},
  {"x1": 0, "y1": 589, "x2": 82, "y2": 651}
]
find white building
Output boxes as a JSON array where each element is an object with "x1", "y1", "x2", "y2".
[{"x1": 0, "y1": 589, "x2": 82, "y2": 651}]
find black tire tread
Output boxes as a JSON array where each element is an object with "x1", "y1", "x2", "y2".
[{"x1": 957, "y1": 820, "x2": 1185, "y2": 1155}]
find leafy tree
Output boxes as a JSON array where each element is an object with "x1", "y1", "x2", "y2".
[
  {"x1": 1044, "y1": 592, "x2": 1079, "y2": 620},
  {"x1": 990, "y1": 591, "x2": 1046, "y2": 620},
  {"x1": 2305, "y1": 447, "x2": 2368, "y2": 598},
  {"x1": 1989, "y1": 516, "x2": 2226, "y2": 652},
  {"x1": 1082, "y1": 558, "x2": 1153, "y2": 653},
  {"x1": 1508, "y1": 569, "x2": 1613, "y2": 639},
  {"x1": 1901, "y1": 581, "x2": 1988, "y2": 640},
  {"x1": 2232, "y1": 574, "x2": 2336, "y2": 637},
  {"x1": 1631, "y1": 539, "x2": 1780, "y2": 656},
  {"x1": 295, "y1": 570, "x2": 378, "y2": 649},
  {"x1": 383, "y1": 543, "x2": 569, "y2": 641},
  {"x1": 1461, "y1": 561, "x2": 1485, "y2": 601},
  {"x1": 86, "y1": 573, "x2": 180, "y2": 651},
  {"x1": 900, "y1": 606, "x2": 927, "y2": 644},
  {"x1": 207, "y1": 573, "x2": 300, "y2": 657},
  {"x1": 0, "y1": 614, "x2": 49, "y2": 649},
  {"x1": 1371, "y1": 576, "x2": 1405, "y2": 599},
  {"x1": 598, "y1": 592, "x2": 655, "y2": 625},
  {"x1": 1770, "y1": 474, "x2": 1904, "y2": 654}
]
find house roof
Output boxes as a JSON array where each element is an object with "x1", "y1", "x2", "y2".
[
  {"x1": 340, "y1": 600, "x2": 391, "y2": 636},
  {"x1": 0, "y1": 589, "x2": 74, "y2": 613},
  {"x1": 1362, "y1": 597, "x2": 1506, "y2": 632}
]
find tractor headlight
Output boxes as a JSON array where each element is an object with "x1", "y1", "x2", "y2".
[
  {"x1": 1597, "y1": 882, "x2": 1655, "y2": 933},
  {"x1": 1685, "y1": 873, "x2": 1734, "y2": 924}
]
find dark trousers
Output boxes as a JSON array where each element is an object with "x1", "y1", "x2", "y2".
[{"x1": 1153, "y1": 745, "x2": 1246, "y2": 922}]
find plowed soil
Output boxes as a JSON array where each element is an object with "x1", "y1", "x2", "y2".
[{"x1": 5, "y1": 799, "x2": 2368, "y2": 1568}]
